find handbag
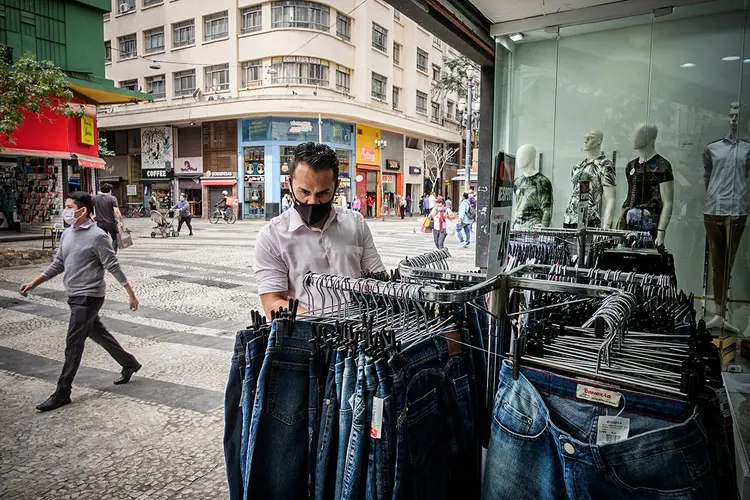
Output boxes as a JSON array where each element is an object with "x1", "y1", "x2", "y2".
[{"x1": 116, "y1": 228, "x2": 133, "y2": 249}]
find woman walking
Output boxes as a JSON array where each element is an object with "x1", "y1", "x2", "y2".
[
  {"x1": 428, "y1": 198, "x2": 454, "y2": 250},
  {"x1": 173, "y1": 193, "x2": 193, "y2": 236}
]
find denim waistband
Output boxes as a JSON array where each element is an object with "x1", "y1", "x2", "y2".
[
  {"x1": 388, "y1": 331, "x2": 462, "y2": 374},
  {"x1": 234, "y1": 329, "x2": 261, "y2": 359},
  {"x1": 499, "y1": 361, "x2": 707, "y2": 467},
  {"x1": 268, "y1": 319, "x2": 315, "y2": 355}
]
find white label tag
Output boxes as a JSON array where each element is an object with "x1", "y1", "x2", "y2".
[
  {"x1": 348, "y1": 393, "x2": 356, "y2": 411},
  {"x1": 576, "y1": 384, "x2": 622, "y2": 408},
  {"x1": 370, "y1": 397, "x2": 384, "y2": 439},
  {"x1": 596, "y1": 416, "x2": 630, "y2": 445}
]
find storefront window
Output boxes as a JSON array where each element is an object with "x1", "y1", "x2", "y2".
[
  {"x1": 502, "y1": 3, "x2": 750, "y2": 338},
  {"x1": 244, "y1": 146, "x2": 265, "y2": 219},
  {"x1": 240, "y1": 118, "x2": 352, "y2": 145}
]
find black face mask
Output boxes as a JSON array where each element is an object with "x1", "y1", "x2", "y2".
[{"x1": 291, "y1": 182, "x2": 337, "y2": 227}]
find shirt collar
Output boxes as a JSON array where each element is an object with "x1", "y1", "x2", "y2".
[
  {"x1": 287, "y1": 205, "x2": 339, "y2": 233},
  {"x1": 73, "y1": 219, "x2": 95, "y2": 231}
]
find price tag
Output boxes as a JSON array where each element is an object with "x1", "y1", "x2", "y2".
[
  {"x1": 596, "y1": 416, "x2": 630, "y2": 445},
  {"x1": 370, "y1": 397, "x2": 384, "y2": 439}
]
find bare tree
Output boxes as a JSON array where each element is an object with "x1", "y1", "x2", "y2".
[{"x1": 422, "y1": 142, "x2": 458, "y2": 195}]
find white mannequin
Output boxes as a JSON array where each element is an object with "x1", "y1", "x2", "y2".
[
  {"x1": 632, "y1": 123, "x2": 674, "y2": 246},
  {"x1": 514, "y1": 144, "x2": 552, "y2": 228},
  {"x1": 517, "y1": 144, "x2": 538, "y2": 177},
  {"x1": 584, "y1": 130, "x2": 617, "y2": 229}
]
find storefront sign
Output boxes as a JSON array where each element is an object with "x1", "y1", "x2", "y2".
[
  {"x1": 246, "y1": 175, "x2": 264, "y2": 183},
  {"x1": 381, "y1": 174, "x2": 394, "y2": 183},
  {"x1": 176, "y1": 157, "x2": 202, "y2": 174},
  {"x1": 360, "y1": 147, "x2": 376, "y2": 163},
  {"x1": 355, "y1": 125, "x2": 381, "y2": 165},
  {"x1": 80, "y1": 116, "x2": 95, "y2": 146},
  {"x1": 289, "y1": 121, "x2": 313, "y2": 134},
  {"x1": 281, "y1": 162, "x2": 290, "y2": 173},
  {"x1": 385, "y1": 159, "x2": 400, "y2": 171},
  {"x1": 142, "y1": 168, "x2": 172, "y2": 180},
  {"x1": 127, "y1": 184, "x2": 137, "y2": 196},
  {"x1": 207, "y1": 171, "x2": 235, "y2": 178},
  {"x1": 487, "y1": 152, "x2": 515, "y2": 279},
  {"x1": 355, "y1": 175, "x2": 364, "y2": 183},
  {"x1": 409, "y1": 167, "x2": 422, "y2": 175},
  {"x1": 245, "y1": 162, "x2": 265, "y2": 176}
]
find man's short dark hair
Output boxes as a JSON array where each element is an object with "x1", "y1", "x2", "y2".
[
  {"x1": 289, "y1": 142, "x2": 339, "y2": 182},
  {"x1": 463, "y1": 192, "x2": 469, "y2": 200},
  {"x1": 68, "y1": 191, "x2": 94, "y2": 217},
  {"x1": 101, "y1": 183, "x2": 112, "y2": 193}
]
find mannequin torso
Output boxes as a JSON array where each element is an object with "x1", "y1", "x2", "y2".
[
  {"x1": 563, "y1": 152, "x2": 616, "y2": 227},
  {"x1": 513, "y1": 144, "x2": 552, "y2": 229}
]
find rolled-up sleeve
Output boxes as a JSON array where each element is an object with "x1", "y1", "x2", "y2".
[
  {"x1": 94, "y1": 233, "x2": 129, "y2": 285},
  {"x1": 254, "y1": 226, "x2": 290, "y2": 295},
  {"x1": 359, "y1": 216, "x2": 386, "y2": 273}
]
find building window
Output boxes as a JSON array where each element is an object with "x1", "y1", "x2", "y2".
[
  {"x1": 117, "y1": 0, "x2": 135, "y2": 13},
  {"x1": 431, "y1": 102, "x2": 441, "y2": 123},
  {"x1": 204, "y1": 11, "x2": 229, "y2": 41},
  {"x1": 104, "y1": 41, "x2": 111, "y2": 62},
  {"x1": 336, "y1": 13, "x2": 351, "y2": 41},
  {"x1": 241, "y1": 60, "x2": 262, "y2": 87},
  {"x1": 144, "y1": 26, "x2": 165, "y2": 53},
  {"x1": 241, "y1": 6, "x2": 262, "y2": 34},
  {"x1": 372, "y1": 23, "x2": 387, "y2": 52},
  {"x1": 119, "y1": 79, "x2": 138, "y2": 91},
  {"x1": 146, "y1": 75, "x2": 166, "y2": 99},
  {"x1": 393, "y1": 9, "x2": 400, "y2": 21},
  {"x1": 205, "y1": 63, "x2": 230, "y2": 91},
  {"x1": 336, "y1": 65, "x2": 351, "y2": 94},
  {"x1": 143, "y1": 0, "x2": 163, "y2": 6},
  {"x1": 393, "y1": 42, "x2": 401, "y2": 65},
  {"x1": 173, "y1": 19, "x2": 195, "y2": 47},
  {"x1": 392, "y1": 86, "x2": 400, "y2": 109},
  {"x1": 446, "y1": 100, "x2": 454, "y2": 119},
  {"x1": 416, "y1": 90, "x2": 428, "y2": 114},
  {"x1": 280, "y1": 145, "x2": 296, "y2": 167},
  {"x1": 371, "y1": 72, "x2": 387, "y2": 101},
  {"x1": 271, "y1": 1, "x2": 330, "y2": 32},
  {"x1": 432, "y1": 64, "x2": 441, "y2": 81},
  {"x1": 118, "y1": 34, "x2": 137, "y2": 59},
  {"x1": 174, "y1": 69, "x2": 196, "y2": 96},
  {"x1": 433, "y1": 36, "x2": 442, "y2": 49},
  {"x1": 270, "y1": 57, "x2": 329, "y2": 85},
  {"x1": 417, "y1": 48, "x2": 428, "y2": 72}
]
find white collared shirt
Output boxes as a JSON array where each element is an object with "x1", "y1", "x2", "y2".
[{"x1": 254, "y1": 205, "x2": 386, "y2": 310}]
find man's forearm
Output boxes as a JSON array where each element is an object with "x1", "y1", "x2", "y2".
[{"x1": 30, "y1": 274, "x2": 50, "y2": 289}]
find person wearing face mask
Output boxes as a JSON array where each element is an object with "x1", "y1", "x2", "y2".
[
  {"x1": 254, "y1": 142, "x2": 385, "y2": 317},
  {"x1": 172, "y1": 193, "x2": 193, "y2": 236},
  {"x1": 18, "y1": 192, "x2": 142, "y2": 412}
]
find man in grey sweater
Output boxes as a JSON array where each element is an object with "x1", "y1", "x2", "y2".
[{"x1": 20, "y1": 192, "x2": 142, "y2": 412}]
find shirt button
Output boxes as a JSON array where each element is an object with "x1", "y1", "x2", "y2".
[{"x1": 563, "y1": 443, "x2": 575, "y2": 455}]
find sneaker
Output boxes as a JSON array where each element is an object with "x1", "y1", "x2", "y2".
[{"x1": 36, "y1": 392, "x2": 71, "y2": 412}]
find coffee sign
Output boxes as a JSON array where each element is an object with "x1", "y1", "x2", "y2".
[{"x1": 142, "y1": 168, "x2": 172, "y2": 180}]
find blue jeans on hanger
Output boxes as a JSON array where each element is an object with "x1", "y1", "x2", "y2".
[
  {"x1": 482, "y1": 361, "x2": 717, "y2": 500},
  {"x1": 367, "y1": 357, "x2": 396, "y2": 500},
  {"x1": 334, "y1": 351, "x2": 357, "y2": 500},
  {"x1": 245, "y1": 320, "x2": 313, "y2": 499},
  {"x1": 240, "y1": 334, "x2": 267, "y2": 491},
  {"x1": 314, "y1": 350, "x2": 346, "y2": 500}
]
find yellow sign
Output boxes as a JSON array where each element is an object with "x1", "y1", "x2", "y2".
[
  {"x1": 355, "y1": 125, "x2": 381, "y2": 166},
  {"x1": 80, "y1": 116, "x2": 95, "y2": 145}
]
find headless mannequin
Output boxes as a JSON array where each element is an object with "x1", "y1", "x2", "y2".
[
  {"x1": 703, "y1": 103, "x2": 749, "y2": 333},
  {"x1": 619, "y1": 124, "x2": 674, "y2": 246},
  {"x1": 564, "y1": 130, "x2": 616, "y2": 228},
  {"x1": 586, "y1": 131, "x2": 616, "y2": 229},
  {"x1": 513, "y1": 144, "x2": 553, "y2": 229}
]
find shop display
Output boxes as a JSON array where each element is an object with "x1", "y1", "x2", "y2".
[
  {"x1": 512, "y1": 144, "x2": 552, "y2": 229},
  {"x1": 3, "y1": 158, "x2": 62, "y2": 226},
  {"x1": 563, "y1": 130, "x2": 616, "y2": 229},
  {"x1": 618, "y1": 123, "x2": 675, "y2": 247},
  {"x1": 703, "y1": 102, "x2": 750, "y2": 333}
]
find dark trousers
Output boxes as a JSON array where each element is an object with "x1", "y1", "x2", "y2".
[
  {"x1": 704, "y1": 214, "x2": 747, "y2": 311},
  {"x1": 366, "y1": 206, "x2": 373, "y2": 217},
  {"x1": 97, "y1": 222, "x2": 119, "y2": 253},
  {"x1": 433, "y1": 229, "x2": 447, "y2": 249},
  {"x1": 3, "y1": 211, "x2": 14, "y2": 230},
  {"x1": 400, "y1": 206, "x2": 406, "y2": 219},
  {"x1": 57, "y1": 296, "x2": 138, "y2": 396},
  {"x1": 177, "y1": 215, "x2": 193, "y2": 234}
]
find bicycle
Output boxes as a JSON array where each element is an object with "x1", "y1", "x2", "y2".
[
  {"x1": 126, "y1": 205, "x2": 151, "y2": 218},
  {"x1": 209, "y1": 207, "x2": 236, "y2": 224}
]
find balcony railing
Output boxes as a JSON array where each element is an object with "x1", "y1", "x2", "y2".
[{"x1": 271, "y1": 76, "x2": 329, "y2": 86}]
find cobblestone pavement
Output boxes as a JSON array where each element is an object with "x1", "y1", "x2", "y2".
[{"x1": 0, "y1": 216, "x2": 477, "y2": 499}]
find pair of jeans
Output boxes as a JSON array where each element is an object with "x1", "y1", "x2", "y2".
[
  {"x1": 433, "y1": 229, "x2": 447, "y2": 250},
  {"x1": 240, "y1": 334, "x2": 268, "y2": 492},
  {"x1": 334, "y1": 351, "x2": 357, "y2": 499},
  {"x1": 314, "y1": 349, "x2": 346, "y2": 500},
  {"x1": 367, "y1": 358, "x2": 395, "y2": 500},
  {"x1": 245, "y1": 319, "x2": 314, "y2": 499},
  {"x1": 457, "y1": 223, "x2": 472, "y2": 245},
  {"x1": 97, "y1": 221, "x2": 119, "y2": 253},
  {"x1": 225, "y1": 328, "x2": 257, "y2": 500},
  {"x1": 57, "y1": 295, "x2": 138, "y2": 396},
  {"x1": 483, "y1": 361, "x2": 717, "y2": 500},
  {"x1": 389, "y1": 333, "x2": 478, "y2": 500}
]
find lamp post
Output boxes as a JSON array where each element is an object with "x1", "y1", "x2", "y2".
[
  {"x1": 375, "y1": 139, "x2": 387, "y2": 221},
  {"x1": 458, "y1": 67, "x2": 479, "y2": 196}
]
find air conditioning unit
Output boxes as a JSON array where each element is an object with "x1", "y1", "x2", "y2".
[
  {"x1": 119, "y1": 3, "x2": 131, "y2": 13},
  {"x1": 219, "y1": 96, "x2": 228, "y2": 100},
  {"x1": 207, "y1": 96, "x2": 216, "y2": 101}
]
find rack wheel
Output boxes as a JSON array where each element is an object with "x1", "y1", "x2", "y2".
[{"x1": 150, "y1": 232, "x2": 156, "y2": 238}]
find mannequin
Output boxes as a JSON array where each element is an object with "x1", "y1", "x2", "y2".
[
  {"x1": 703, "y1": 102, "x2": 750, "y2": 332},
  {"x1": 563, "y1": 130, "x2": 616, "y2": 228},
  {"x1": 618, "y1": 123, "x2": 674, "y2": 247},
  {"x1": 513, "y1": 144, "x2": 552, "y2": 229}
]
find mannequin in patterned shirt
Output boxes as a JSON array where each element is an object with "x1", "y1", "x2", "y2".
[{"x1": 513, "y1": 144, "x2": 552, "y2": 229}]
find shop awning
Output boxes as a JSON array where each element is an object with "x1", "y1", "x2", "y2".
[
  {"x1": 356, "y1": 164, "x2": 381, "y2": 171},
  {"x1": 99, "y1": 176, "x2": 123, "y2": 182},
  {"x1": 202, "y1": 179, "x2": 237, "y2": 186},
  {"x1": 139, "y1": 178, "x2": 172, "y2": 184},
  {"x1": 175, "y1": 172, "x2": 202, "y2": 178},
  {"x1": 67, "y1": 75, "x2": 151, "y2": 105},
  {"x1": 0, "y1": 148, "x2": 105, "y2": 169},
  {"x1": 451, "y1": 173, "x2": 479, "y2": 182}
]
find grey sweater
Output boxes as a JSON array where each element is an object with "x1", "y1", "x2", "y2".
[{"x1": 43, "y1": 221, "x2": 128, "y2": 297}]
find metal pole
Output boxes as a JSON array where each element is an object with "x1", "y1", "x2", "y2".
[
  {"x1": 463, "y1": 79, "x2": 473, "y2": 196},
  {"x1": 318, "y1": 113, "x2": 323, "y2": 143}
]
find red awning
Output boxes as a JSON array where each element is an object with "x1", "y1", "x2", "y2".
[
  {"x1": 74, "y1": 153, "x2": 106, "y2": 169},
  {"x1": 201, "y1": 179, "x2": 237, "y2": 186},
  {"x1": 356, "y1": 164, "x2": 380, "y2": 171},
  {"x1": 0, "y1": 148, "x2": 105, "y2": 169}
]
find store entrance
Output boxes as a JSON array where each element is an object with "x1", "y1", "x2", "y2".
[{"x1": 183, "y1": 188, "x2": 202, "y2": 216}]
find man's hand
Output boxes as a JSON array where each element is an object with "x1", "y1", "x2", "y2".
[
  {"x1": 655, "y1": 231, "x2": 666, "y2": 247},
  {"x1": 19, "y1": 283, "x2": 34, "y2": 297},
  {"x1": 128, "y1": 294, "x2": 139, "y2": 311}
]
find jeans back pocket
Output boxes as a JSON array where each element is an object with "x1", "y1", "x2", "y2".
[
  {"x1": 267, "y1": 360, "x2": 308, "y2": 426},
  {"x1": 407, "y1": 388, "x2": 439, "y2": 467}
]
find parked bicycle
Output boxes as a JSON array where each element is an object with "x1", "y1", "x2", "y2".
[
  {"x1": 126, "y1": 204, "x2": 151, "y2": 218},
  {"x1": 209, "y1": 207, "x2": 236, "y2": 224}
]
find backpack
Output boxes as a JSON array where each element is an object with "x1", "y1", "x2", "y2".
[{"x1": 466, "y1": 200, "x2": 476, "y2": 220}]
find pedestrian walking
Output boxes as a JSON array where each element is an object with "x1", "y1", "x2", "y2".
[
  {"x1": 92, "y1": 183, "x2": 123, "y2": 253},
  {"x1": 172, "y1": 193, "x2": 193, "y2": 236},
  {"x1": 19, "y1": 191, "x2": 142, "y2": 412},
  {"x1": 445, "y1": 198, "x2": 452, "y2": 211},
  {"x1": 149, "y1": 192, "x2": 160, "y2": 213},
  {"x1": 406, "y1": 195, "x2": 413, "y2": 217},
  {"x1": 1, "y1": 183, "x2": 16, "y2": 231},
  {"x1": 456, "y1": 192, "x2": 475, "y2": 248},
  {"x1": 366, "y1": 195, "x2": 374, "y2": 218},
  {"x1": 399, "y1": 197, "x2": 406, "y2": 219},
  {"x1": 428, "y1": 198, "x2": 454, "y2": 250},
  {"x1": 352, "y1": 196, "x2": 362, "y2": 213}
]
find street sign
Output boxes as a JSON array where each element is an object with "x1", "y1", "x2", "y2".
[{"x1": 486, "y1": 152, "x2": 515, "y2": 279}]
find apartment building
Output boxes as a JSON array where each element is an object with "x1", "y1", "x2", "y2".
[{"x1": 99, "y1": 0, "x2": 462, "y2": 219}]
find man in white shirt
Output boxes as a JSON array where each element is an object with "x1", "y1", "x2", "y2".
[{"x1": 254, "y1": 142, "x2": 385, "y2": 316}]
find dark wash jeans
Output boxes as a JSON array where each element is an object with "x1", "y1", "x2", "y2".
[
  {"x1": 314, "y1": 350, "x2": 345, "y2": 500},
  {"x1": 389, "y1": 333, "x2": 479, "y2": 500},
  {"x1": 483, "y1": 361, "x2": 718, "y2": 500},
  {"x1": 240, "y1": 334, "x2": 267, "y2": 494},
  {"x1": 367, "y1": 358, "x2": 395, "y2": 500},
  {"x1": 335, "y1": 351, "x2": 357, "y2": 499},
  {"x1": 245, "y1": 319, "x2": 315, "y2": 499}
]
